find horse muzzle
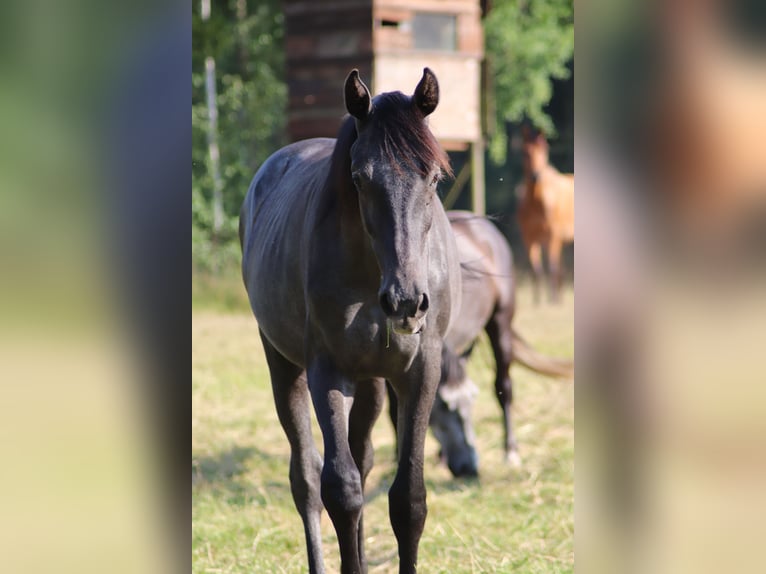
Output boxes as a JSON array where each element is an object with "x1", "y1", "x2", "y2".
[
  {"x1": 390, "y1": 314, "x2": 426, "y2": 335},
  {"x1": 379, "y1": 286, "x2": 429, "y2": 335}
]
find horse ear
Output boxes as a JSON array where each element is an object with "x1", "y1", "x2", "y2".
[
  {"x1": 413, "y1": 67, "x2": 439, "y2": 117},
  {"x1": 344, "y1": 69, "x2": 371, "y2": 120}
]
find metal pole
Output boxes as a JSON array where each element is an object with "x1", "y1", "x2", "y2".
[
  {"x1": 470, "y1": 140, "x2": 485, "y2": 215},
  {"x1": 201, "y1": 0, "x2": 224, "y2": 236}
]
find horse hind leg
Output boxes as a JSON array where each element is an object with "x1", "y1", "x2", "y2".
[
  {"x1": 349, "y1": 378, "x2": 386, "y2": 574},
  {"x1": 485, "y1": 309, "x2": 521, "y2": 467},
  {"x1": 260, "y1": 331, "x2": 325, "y2": 574},
  {"x1": 548, "y1": 236, "x2": 564, "y2": 304}
]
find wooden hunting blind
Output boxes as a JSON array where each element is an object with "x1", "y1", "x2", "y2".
[{"x1": 283, "y1": 0, "x2": 487, "y2": 213}]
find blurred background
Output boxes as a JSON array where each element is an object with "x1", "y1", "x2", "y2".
[
  {"x1": 0, "y1": 1, "x2": 188, "y2": 573},
  {"x1": 577, "y1": 1, "x2": 766, "y2": 574}
]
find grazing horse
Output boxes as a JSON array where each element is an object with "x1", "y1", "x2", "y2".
[
  {"x1": 517, "y1": 126, "x2": 575, "y2": 303},
  {"x1": 388, "y1": 212, "x2": 574, "y2": 476},
  {"x1": 240, "y1": 69, "x2": 461, "y2": 574}
]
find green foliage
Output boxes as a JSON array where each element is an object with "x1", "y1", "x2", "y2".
[
  {"x1": 485, "y1": 0, "x2": 574, "y2": 163},
  {"x1": 192, "y1": 0, "x2": 286, "y2": 271}
]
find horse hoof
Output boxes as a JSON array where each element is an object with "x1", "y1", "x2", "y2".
[{"x1": 506, "y1": 451, "x2": 522, "y2": 468}]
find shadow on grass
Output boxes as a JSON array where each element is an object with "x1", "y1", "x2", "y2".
[
  {"x1": 193, "y1": 446, "x2": 291, "y2": 507},
  {"x1": 193, "y1": 446, "x2": 257, "y2": 482}
]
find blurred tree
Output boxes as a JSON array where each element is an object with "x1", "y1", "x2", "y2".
[
  {"x1": 192, "y1": 0, "x2": 285, "y2": 271},
  {"x1": 485, "y1": 0, "x2": 574, "y2": 164}
]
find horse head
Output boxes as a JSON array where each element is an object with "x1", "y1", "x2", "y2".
[
  {"x1": 521, "y1": 124, "x2": 549, "y2": 181},
  {"x1": 429, "y1": 346, "x2": 479, "y2": 477},
  {"x1": 344, "y1": 68, "x2": 451, "y2": 335}
]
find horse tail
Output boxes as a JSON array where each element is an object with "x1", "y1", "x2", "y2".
[{"x1": 511, "y1": 328, "x2": 574, "y2": 380}]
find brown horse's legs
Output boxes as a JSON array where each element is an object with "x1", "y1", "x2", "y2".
[
  {"x1": 548, "y1": 237, "x2": 564, "y2": 303},
  {"x1": 260, "y1": 331, "x2": 325, "y2": 574},
  {"x1": 388, "y1": 347, "x2": 441, "y2": 574},
  {"x1": 349, "y1": 378, "x2": 386, "y2": 574},
  {"x1": 528, "y1": 242, "x2": 545, "y2": 305},
  {"x1": 484, "y1": 309, "x2": 520, "y2": 466},
  {"x1": 307, "y1": 355, "x2": 364, "y2": 574}
]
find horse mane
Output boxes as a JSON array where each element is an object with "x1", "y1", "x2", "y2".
[
  {"x1": 329, "y1": 91, "x2": 453, "y2": 184},
  {"x1": 372, "y1": 92, "x2": 453, "y2": 178}
]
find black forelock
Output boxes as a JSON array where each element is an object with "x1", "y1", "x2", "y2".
[{"x1": 363, "y1": 91, "x2": 453, "y2": 178}]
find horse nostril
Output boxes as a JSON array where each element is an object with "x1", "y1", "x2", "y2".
[
  {"x1": 379, "y1": 292, "x2": 395, "y2": 316},
  {"x1": 418, "y1": 293, "x2": 429, "y2": 313}
]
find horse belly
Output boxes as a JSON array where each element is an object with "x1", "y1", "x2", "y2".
[
  {"x1": 446, "y1": 275, "x2": 495, "y2": 353},
  {"x1": 241, "y1": 144, "x2": 332, "y2": 367},
  {"x1": 518, "y1": 203, "x2": 550, "y2": 240},
  {"x1": 246, "y1": 241, "x2": 307, "y2": 366}
]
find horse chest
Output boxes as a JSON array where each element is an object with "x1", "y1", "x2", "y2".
[{"x1": 308, "y1": 297, "x2": 422, "y2": 379}]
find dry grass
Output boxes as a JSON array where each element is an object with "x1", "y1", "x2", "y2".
[{"x1": 192, "y1": 279, "x2": 573, "y2": 573}]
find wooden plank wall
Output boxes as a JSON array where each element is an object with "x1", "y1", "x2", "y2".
[
  {"x1": 373, "y1": 54, "x2": 481, "y2": 145},
  {"x1": 284, "y1": 0, "x2": 483, "y2": 145},
  {"x1": 372, "y1": 0, "x2": 482, "y2": 57},
  {"x1": 284, "y1": 0, "x2": 374, "y2": 141}
]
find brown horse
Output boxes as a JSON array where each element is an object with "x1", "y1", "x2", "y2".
[
  {"x1": 518, "y1": 126, "x2": 574, "y2": 303},
  {"x1": 648, "y1": 0, "x2": 766, "y2": 236}
]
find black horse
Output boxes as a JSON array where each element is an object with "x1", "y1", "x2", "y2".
[
  {"x1": 389, "y1": 212, "x2": 574, "y2": 477},
  {"x1": 240, "y1": 69, "x2": 461, "y2": 574}
]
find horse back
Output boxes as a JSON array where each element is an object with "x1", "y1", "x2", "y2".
[{"x1": 446, "y1": 211, "x2": 515, "y2": 352}]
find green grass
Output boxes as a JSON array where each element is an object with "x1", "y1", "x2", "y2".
[
  {"x1": 193, "y1": 267, "x2": 251, "y2": 314},
  {"x1": 192, "y1": 281, "x2": 573, "y2": 573}
]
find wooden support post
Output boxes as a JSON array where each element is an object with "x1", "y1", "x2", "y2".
[
  {"x1": 201, "y1": 0, "x2": 223, "y2": 237},
  {"x1": 471, "y1": 140, "x2": 485, "y2": 215},
  {"x1": 442, "y1": 160, "x2": 471, "y2": 210}
]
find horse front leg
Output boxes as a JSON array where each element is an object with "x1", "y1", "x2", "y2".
[
  {"x1": 528, "y1": 241, "x2": 544, "y2": 305},
  {"x1": 388, "y1": 346, "x2": 441, "y2": 574},
  {"x1": 349, "y1": 378, "x2": 386, "y2": 573},
  {"x1": 260, "y1": 332, "x2": 325, "y2": 574},
  {"x1": 307, "y1": 355, "x2": 364, "y2": 574},
  {"x1": 385, "y1": 380, "x2": 401, "y2": 458}
]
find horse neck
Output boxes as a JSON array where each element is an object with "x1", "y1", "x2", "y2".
[
  {"x1": 522, "y1": 167, "x2": 544, "y2": 201},
  {"x1": 325, "y1": 122, "x2": 377, "y2": 262}
]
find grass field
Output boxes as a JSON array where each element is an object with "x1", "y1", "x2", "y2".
[{"x1": 192, "y1": 277, "x2": 573, "y2": 573}]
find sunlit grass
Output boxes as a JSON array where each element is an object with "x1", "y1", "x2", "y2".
[{"x1": 192, "y1": 281, "x2": 573, "y2": 573}]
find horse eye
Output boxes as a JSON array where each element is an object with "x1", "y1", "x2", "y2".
[{"x1": 430, "y1": 174, "x2": 439, "y2": 186}]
